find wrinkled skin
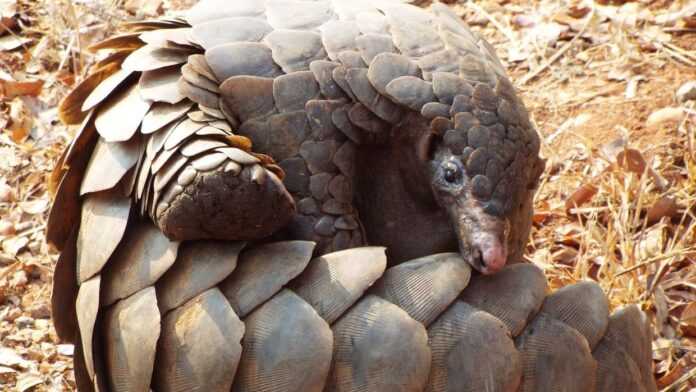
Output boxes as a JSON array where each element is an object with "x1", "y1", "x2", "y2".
[{"x1": 428, "y1": 150, "x2": 511, "y2": 274}]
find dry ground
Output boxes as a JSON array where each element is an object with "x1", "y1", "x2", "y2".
[{"x1": 0, "y1": 0, "x2": 695, "y2": 390}]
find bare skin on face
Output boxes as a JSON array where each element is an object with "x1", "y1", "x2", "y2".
[
  {"x1": 429, "y1": 153, "x2": 511, "y2": 275},
  {"x1": 355, "y1": 113, "x2": 528, "y2": 274}
]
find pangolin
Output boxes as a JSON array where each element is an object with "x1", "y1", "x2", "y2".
[{"x1": 47, "y1": 1, "x2": 657, "y2": 391}]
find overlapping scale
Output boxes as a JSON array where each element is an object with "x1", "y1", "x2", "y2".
[
  {"x1": 460, "y1": 263, "x2": 547, "y2": 336},
  {"x1": 154, "y1": 288, "x2": 244, "y2": 392},
  {"x1": 328, "y1": 295, "x2": 431, "y2": 392},
  {"x1": 426, "y1": 301, "x2": 521, "y2": 392},
  {"x1": 232, "y1": 289, "x2": 333, "y2": 392},
  {"x1": 370, "y1": 252, "x2": 471, "y2": 326},
  {"x1": 292, "y1": 247, "x2": 387, "y2": 324}
]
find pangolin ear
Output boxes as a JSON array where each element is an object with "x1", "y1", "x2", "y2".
[
  {"x1": 417, "y1": 116, "x2": 448, "y2": 162},
  {"x1": 416, "y1": 130, "x2": 437, "y2": 163}
]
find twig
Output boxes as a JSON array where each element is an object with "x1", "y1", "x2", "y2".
[
  {"x1": 660, "y1": 366, "x2": 696, "y2": 392},
  {"x1": 518, "y1": 7, "x2": 595, "y2": 86}
]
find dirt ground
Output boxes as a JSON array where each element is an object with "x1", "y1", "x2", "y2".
[{"x1": 0, "y1": 0, "x2": 695, "y2": 390}]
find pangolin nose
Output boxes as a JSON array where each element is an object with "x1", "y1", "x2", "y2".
[{"x1": 476, "y1": 237, "x2": 507, "y2": 275}]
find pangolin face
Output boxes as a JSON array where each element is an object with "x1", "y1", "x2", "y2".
[{"x1": 427, "y1": 148, "x2": 512, "y2": 274}]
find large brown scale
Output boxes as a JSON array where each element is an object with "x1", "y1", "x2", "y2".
[{"x1": 48, "y1": 1, "x2": 657, "y2": 391}]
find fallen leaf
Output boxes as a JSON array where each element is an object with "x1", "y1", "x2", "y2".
[
  {"x1": 0, "y1": 34, "x2": 30, "y2": 51},
  {"x1": 16, "y1": 373, "x2": 43, "y2": 392},
  {"x1": 7, "y1": 99, "x2": 32, "y2": 143},
  {"x1": 19, "y1": 198, "x2": 48, "y2": 215},
  {"x1": 565, "y1": 183, "x2": 598, "y2": 214},
  {"x1": 0, "y1": 348, "x2": 29, "y2": 370},
  {"x1": 567, "y1": 5, "x2": 591, "y2": 19},
  {"x1": 680, "y1": 302, "x2": 696, "y2": 337},
  {"x1": 0, "y1": 78, "x2": 43, "y2": 99},
  {"x1": 616, "y1": 148, "x2": 647, "y2": 174},
  {"x1": 552, "y1": 246, "x2": 578, "y2": 266},
  {"x1": 0, "y1": 366, "x2": 17, "y2": 385},
  {"x1": 647, "y1": 196, "x2": 679, "y2": 224},
  {"x1": 2, "y1": 236, "x2": 27, "y2": 256},
  {"x1": 657, "y1": 356, "x2": 691, "y2": 389}
]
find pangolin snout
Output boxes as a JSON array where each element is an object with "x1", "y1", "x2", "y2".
[{"x1": 472, "y1": 234, "x2": 508, "y2": 274}]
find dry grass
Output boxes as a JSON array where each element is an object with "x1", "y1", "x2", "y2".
[{"x1": 0, "y1": 0, "x2": 694, "y2": 390}]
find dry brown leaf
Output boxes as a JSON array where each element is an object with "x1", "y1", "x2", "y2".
[
  {"x1": 567, "y1": 5, "x2": 591, "y2": 19},
  {"x1": 616, "y1": 148, "x2": 647, "y2": 174},
  {"x1": 552, "y1": 246, "x2": 578, "y2": 266},
  {"x1": 684, "y1": 15, "x2": 696, "y2": 28},
  {"x1": 555, "y1": 223, "x2": 584, "y2": 246},
  {"x1": 7, "y1": 99, "x2": 32, "y2": 143},
  {"x1": 565, "y1": 183, "x2": 598, "y2": 214},
  {"x1": 681, "y1": 302, "x2": 696, "y2": 337},
  {"x1": 0, "y1": 78, "x2": 43, "y2": 99},
  {"x1": 646, "y1": 196, "x2": 679, "y2": 224},
  {"x1": 657, "y1": 356, "x2": 692, "y2": 389}
]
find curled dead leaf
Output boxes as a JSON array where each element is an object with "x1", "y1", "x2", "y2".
[
  {"x1": 680, "y1": 301, "x2": 696, "y2": 338},
  {"x1": 646, "y1": 196, "x2": 679, "y2": 224},
  {"x1": 552, "y1": 246, "x2": 578, "y2": 266},
  {"x1": 656, "y1": 356, "x2": 692, "y2": 389},
  {"x1": 7, "y1": 100, "x2": 32, "y2": 143},
  {"x1": 565, "y1": 183, "x2": 598, "y2": 215},
  {"x1": 567, "y1": 5, "x2": 591, "y2": 19},
  {"x1": 616, "y1": 148, "x2": 647, "y2": 174}
]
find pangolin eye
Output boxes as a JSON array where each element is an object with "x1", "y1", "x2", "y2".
[{"x1": 443, "y1": 162, "x2": 462, "y2": 184}]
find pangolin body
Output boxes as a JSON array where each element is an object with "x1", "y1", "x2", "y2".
[{"x1": 48, "y1": 1, "x2": 657, "y2": 391}]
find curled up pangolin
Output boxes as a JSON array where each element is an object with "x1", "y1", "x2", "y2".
[{"x1": 47, "y1": 1, "x2": 658, "y2": 391}]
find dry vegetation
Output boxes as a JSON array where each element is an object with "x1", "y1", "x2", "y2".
[{"x1": 0, "y1": 0, "x2": 694, "y2": 390}]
